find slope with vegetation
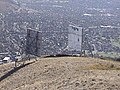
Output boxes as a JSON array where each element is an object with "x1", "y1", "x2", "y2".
[{"x1": 0, "y1": 0, "x2": 19, "y2": 13}]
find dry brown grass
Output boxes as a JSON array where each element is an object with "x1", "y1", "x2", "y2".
[
  {"x1": 83, "y1": 63, "x2": 120, "y2": 70},
  {"x1": 0, "y1": 57, "x2": 120, "y2": 90}
]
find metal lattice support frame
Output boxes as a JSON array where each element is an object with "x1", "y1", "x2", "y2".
[
  {"x1": 14, "y1": 29, "x2": 39, "y2": 68},
  {"x1": 80, "y1": 29, "x2": 93, "y2": 57}
]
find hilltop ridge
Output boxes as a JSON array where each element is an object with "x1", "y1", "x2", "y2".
[{"x1": 0, "y1": 57, "x2": 120, "y2": 90}]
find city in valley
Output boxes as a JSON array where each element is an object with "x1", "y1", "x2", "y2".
[{"x1": 0, "y1": 0, "x2": 120, "y2": 90}]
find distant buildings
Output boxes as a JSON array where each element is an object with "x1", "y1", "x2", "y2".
[{"x1": 3, "y1": 57, "x2": 11, "y2": 63}]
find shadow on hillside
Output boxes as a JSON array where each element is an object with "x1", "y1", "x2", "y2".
[
  {"x1": 44, "y1": 54, "x2": 79, "y2": 58},
  {"x1": 0, "y1": 61, "x2": 35, "y2": 82}
]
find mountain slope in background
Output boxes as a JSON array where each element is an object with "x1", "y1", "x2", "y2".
[
  {"x1": 0, "y1": 0, "x2": 19, "y2": 13},
  {"x1": 0, "y1": 0, "x2": 40, "y2": 54},
  {"x1": 0, "y1": 0, "x2": 120, "y2": 58}
]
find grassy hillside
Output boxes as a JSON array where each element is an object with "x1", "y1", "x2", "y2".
[{"x1": 0, "y1": 57, "x2": 120, "y2": 90}]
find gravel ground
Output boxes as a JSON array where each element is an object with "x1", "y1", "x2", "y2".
[{"x1": 0, "y1": 57, "x2": 120, "y2": 90}]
